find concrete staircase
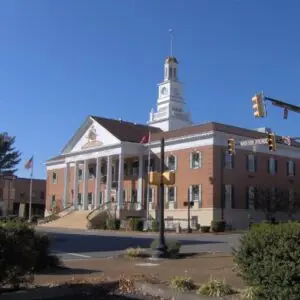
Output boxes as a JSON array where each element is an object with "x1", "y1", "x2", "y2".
[{"x1": 39, "y1": 210, "x2": 91, "y2": 230}]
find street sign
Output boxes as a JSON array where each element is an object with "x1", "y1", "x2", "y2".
[
  {"x1": 239, "y1": 138, "x2": 268, "y2": 147},
  {"x1": 184, "y1": 201, "x2": 194, "y2": 207}
]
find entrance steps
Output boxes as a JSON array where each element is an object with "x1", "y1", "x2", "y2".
[{"x1": 39, "y1": 210, "x2": 90, "y2": 230}]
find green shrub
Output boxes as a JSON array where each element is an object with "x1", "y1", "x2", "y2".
[
  {"x1": 106, "y1": 218, "x2": 120, "y2": 230},
  {"x1": 233, "y1": 222, "x2": 300, "y2": 299},
  {"x1": 0, "y1": 221, "x2": 60, "y2": 287},
  {"x1": 197, "y1": 278, "x2": 234, "y2": 297},
  {"x1": 151, "y1": 220, "x2": 159, "y2": 232},
  {"x1": 200, "y1": 226, "x2": 210, "y2": 233},
  {"x1": 211, "y1": 220, "x2": 226, "y2": 232},
  {"x1": 150, "y1": 239, "x2": 181, "y2": 258},
  {"x1": 128, "y1": 217, "x2": 143, "y2": 231},
  {"x1": 169, "y1": 276, "x2": 195, "y2": 292}
]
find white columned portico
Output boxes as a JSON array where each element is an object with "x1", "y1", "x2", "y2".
[
  {"x1": 73, "y1": 162, "x2": 79, "y2": 209},
  {"x1": 105, "y1": 156, "x2": 112, "y2": 203},
  {"x1": 63, "y1": 162, "x2": 70, "y2": 209},
  {"x1": 137, "y1": 155, "x2": 143, "y2": 209},
  {"x1": 94, "y1": 157, "x2": 101, "y2": 208},
  {"x1": 117, "y1": 153, "x2": 124, "y2": 208},
  {"x1": 82, "y1": 160, "x2": 88, "y2": 210}
]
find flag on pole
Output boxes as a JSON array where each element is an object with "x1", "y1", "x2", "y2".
[
  {"x1": 25, "y1": 156, "x2": 33, "y2": 169},
  {"x1": 140, "y1": 133, "x2": 150, "y2": 144},
  {"x1": 284, "y1": 108, "x2": 288, "y2": 119}
]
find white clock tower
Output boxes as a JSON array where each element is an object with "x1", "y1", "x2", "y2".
[{"x1": 148, "y1": 56, "x2": 193, "y2": 131}]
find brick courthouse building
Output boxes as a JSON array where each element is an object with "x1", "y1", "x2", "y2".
[{"x1": 45, "y1": 56, "x2": 300, "y2": 229}]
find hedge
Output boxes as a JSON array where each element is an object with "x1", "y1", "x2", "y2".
[{"x1": 233, "y1": 222, "x2": 300, "y2": 299}]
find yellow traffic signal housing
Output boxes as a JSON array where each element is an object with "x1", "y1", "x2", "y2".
[
  {"x1": 163, "y1": 171, "x2": 175, "y2": 185},
  {"x1": 267, "y1": 132, "x2": 276, "y2": 151},
  {"x1": 148, "y1": 172, "x2": 161, "y2": 185},
  {"x1": 227, "y1": 138, "x2": 235, "y2": 155},
  {"x1": 252, "y1": 93, "x2": 266, "y2": 118}
]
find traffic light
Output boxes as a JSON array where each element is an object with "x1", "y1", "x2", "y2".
[
  {"x1": 148, "y1": 172, "x2": 161, "y2": 185},
  {"x1": 227, "y1": 138, "x2": 235, "y2": 155},
  {"x1": 252, "y1": 93, "x2": 266, "y2": 118},
  {"x1": 267, "y1": 132, "x2": 276, "y2": 151}
]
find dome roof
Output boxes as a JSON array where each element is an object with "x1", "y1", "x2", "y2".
[{"x1": 165, "y1": 56, "x2": 178, "y2": 64}]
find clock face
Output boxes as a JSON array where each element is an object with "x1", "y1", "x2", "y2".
[{"x1": 161, "y1": 87, "x2": 167, "y2": 96}]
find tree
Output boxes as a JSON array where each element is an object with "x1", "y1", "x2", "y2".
[
  {"x1": 0, "y1": 132, "x2": 21, "y2": 174},
  {"x1": 254, "y1": 186, "x2": 300, "y2": 220}
]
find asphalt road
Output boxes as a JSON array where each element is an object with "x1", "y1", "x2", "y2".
[{"x1": 36, "y1": 227, "x2": 242, "y2": 261}]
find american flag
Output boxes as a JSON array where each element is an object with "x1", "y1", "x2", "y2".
[
  {"x1": 282, "y1": 136, "x2": 292, "y2": 146},
  {"x1": 25, "y1": 156, "x2": 33, "y2": 169}
]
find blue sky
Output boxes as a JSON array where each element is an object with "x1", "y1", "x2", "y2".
[{"x1": 1, "y1": 0, "x2": 300, "y2": 179}]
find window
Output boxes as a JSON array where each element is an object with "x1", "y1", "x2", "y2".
[
  {"x1": 190, "y1": 152, "x2": 202, "y2": 169},
  {"x1": 166, "y1": 186, "x2": 176, "y2": 202},
  {"x1": 169, "y1": 67, "x2": 173, "y2": 78},
  {"x1": 99, "y1": 191, "x2": 104, "y2": 204},
  {"x1": 40, "y1": 191, "x2": 45, "y2": 200},
  {"x1": 131, "y1": 189, "x2": 137, "y2": 202},
  {"x1": 88, "y1": 193, "x2": 93, "y2": 205},
  {"x1": 144, "y1": 158, "x2": 155, "y2": 173},
  {"x1": 32, "y1": 191, "x2": 36, "y2": 199},
  {"x1": 247, "y1": 154, "x2": 257, "y2": 172},
  {"x1": 289, "y1": 189, "x2": 295, "y2": 210},
  {"x1": 174, "y1": 68, "x2": 177, "y2": 79},
  {"x1": 132, "y1": 161, "x2": 139, "y2": 176},
  {"x1": 20, "y1": 192, "x2": 25, "y2": 198},
  {"x1": 144, "y1": 187, "x2": 154, "y2": 203},
  {"x1": 247, "y1": 186, "x2": 255, "y2": 209},
  {"x1": 287, "y1": 160, "x2": 296, "y2": 176},
  {"x1": 224, "y1": 184, "x2": 234, "y2": 209},
  {"x1": 88, "y1": 167, "x2": 95, "y2": 179},
  {"x1": 224, "y1": 151, "x2": 233, "y2": 169},
  {"x1": 167, "y1": 155, "x2": 177, "y2": 171},
  {"x1": 78, "y1": 169, "x2": 83, "y2": 181},
  {"x1": 78, "y1": 193, "x2": 82, "y2": 205},
  {"x1": 51, "y1": 195, "x2": 56, "y2": 207},
  {"x1": 52, "y1": 172, "x2": 57, "y2": 184},
  {"x1": 268, "y1": 158, "x2": 278, "y2": 175},
  {"x1": 123, "y1": 190, "x2": 127, "y2": 202},
  {"x1": 188, "y1": 185, "x2": 202, "y2": 205}
]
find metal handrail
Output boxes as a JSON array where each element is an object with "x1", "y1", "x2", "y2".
[{"x1": 86, "y1": 201, "x2": 113, "y2": 221}]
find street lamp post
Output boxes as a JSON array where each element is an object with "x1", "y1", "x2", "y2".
[{"x1": 153, "y1": 137, "x2": 168, "y2": 258}]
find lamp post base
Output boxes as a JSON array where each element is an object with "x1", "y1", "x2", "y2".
[
  {"x1": 187, "y1": 227, "x2": 192, "y2": 233},
  {"x1": 152, "y1": 244, "x2": 169, "y2": 259}
]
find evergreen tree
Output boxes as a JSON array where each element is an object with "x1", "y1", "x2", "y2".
[{"x1": 0, "y1": 132, "x2": 21, "y2": 174}]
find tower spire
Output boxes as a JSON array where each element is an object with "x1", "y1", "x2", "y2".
[{"x1": 169, "y1": 28, "x2": 173, "y2": 56}]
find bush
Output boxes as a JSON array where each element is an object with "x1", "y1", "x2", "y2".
[
  {"x1": 169, "y1": 276, "x2": 195, "y2": 292},
  {"x1": 125, "y1": 247, "x2": 149, "y2": 258},
  {"x1": 106, "y1": 218, "x2": 120, "y2": 230},
  {"x1": 128, "y1": 217, "x2": 143, "y2": 231},
  {"x1": 233, "y1": 222, "x2": 300, "y2": 299},
  {"x1": 200, "y1": 226, "x2": 210, "y2": 233},
  {"x1": 211, "y1": 220, "x2": 226, "y2": 232},
  {"x1": 151, "y1": 220, "x2": 159, "y2": 232},
  {"x1": 150, "y1": 239, "x2": 181, "y2": 258},
  {"x1": 0, "y1": 220, "x2": 60, "y2": 287},
  {"x1": 197, "y1": 278, "x2": 234, "y2": 297}
]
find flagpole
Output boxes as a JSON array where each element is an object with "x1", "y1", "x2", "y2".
[
  {"x1": 146, "y1": 131, "x2": 151, "y2": 226},
  {"x1": 28, "y1": 156, "x2": 33, "y2": 221}
]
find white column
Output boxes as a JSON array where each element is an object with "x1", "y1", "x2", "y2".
[
  {"x1": 94, "y1": 157, "x2": 101, "y2": 208},
  {"x1": 63, "y1": 163, "x2": 70, "y2": 208},
  {"x1": 105, "y1": 156, "x2": 112, "y2": 203},
  {"x1": 73, "y1": 162, "x2": 79, "y2": 209},
  {"x1": 82, "y1": 160, "x2": 88, "y2": 210},
  {"x1": 117, "y1": 154, "x2": 124, "y2": 208},
  {"x1": 137, "y1": 155, "x2": 144, "y2": 208}
]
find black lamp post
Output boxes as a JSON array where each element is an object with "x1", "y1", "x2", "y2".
[{"x1": 153, "y1": 137, "x2": 168, "y2": 258}]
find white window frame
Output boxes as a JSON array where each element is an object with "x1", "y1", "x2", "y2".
[
  {"x1": 268, "y1": 158, "x2": 276, "y2": 175},
  {"x1": 51, "y1": 194, "x2": 56, "y2": 206},
  {"x1": 224, "y1": 184, "x2": 232, "y2": 209},
  {"x1": 166, "y1": 186, "x2": 176, "y2": 202},
  {"x1": 87, "y1": 192, "x2": 93, "y2": 205},
  {"x1": 148, "y1": 187, "x2": 154, "y2": 202},
  {"x1": 166, "y1": 154, "x2": 177, "y2": 171},
  {"x1": 288, "y1": 160, "x2": 295, "y2": 177},
  {"x1": 78, "y1": 169, "x2": 83, "y2": 181},
  {"x1": 247, "y1": 154, "x2": 256, "y2": 172},
  {"x1": 224, "y1": 152, "x2": 233, "y2": 169},
  {"x1": 52, "y1": 172, "x2": 57, "y2": 184},
  {"x1": 190, "y1": 151, "x2": 202, "y2": 169},
  {"x1": 189, "y1": 185, "x2": 202, "y2": 204}
]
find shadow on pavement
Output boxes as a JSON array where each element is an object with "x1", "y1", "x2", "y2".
[
  {"x1": 36, "y1": 266, "x2": 102, "y2": 275},
  {"x1": 47, "y1": 231, "x2": 224, "y2": 255}
]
